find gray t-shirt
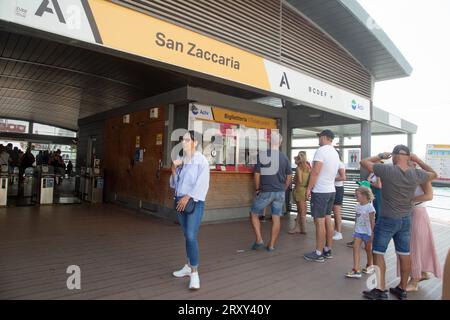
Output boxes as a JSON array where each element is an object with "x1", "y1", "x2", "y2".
[{"x1": 373, "y1": 164, "x2": 430, "y2": 218}]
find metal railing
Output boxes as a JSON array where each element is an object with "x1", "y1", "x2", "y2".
[{"x1": 290, "y1": 169, "x2": 361, "y2": 221}]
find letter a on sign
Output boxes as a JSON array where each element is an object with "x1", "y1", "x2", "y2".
[
  {"x1": 279, "y1": 72, "x2": 290, "y2": 90},
  {"x1": 66, "y1": 265, "x2": 81, "y2": 290},
  {"x1": 35, "y1": 0, "x2": 66, "y2": 23}
]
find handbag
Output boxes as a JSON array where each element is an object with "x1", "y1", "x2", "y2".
[
  {"x1": 174, "y1": 163, "x2": 196, "y2": 214},
  {"x1": 175, "y1": 196, "x2": 196, "y2": 214}
]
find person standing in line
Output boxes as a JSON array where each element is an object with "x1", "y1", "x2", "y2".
[
  {"x1": 360, "y1": 145, "x2": 437, "y2": 300},
  {"x1": 303, "y1": 129, "x2": 340, "y2": 262},
  {"x1": 443, "y1": 249, "x2": 450, "y2": 300},
  {"x1": 170, "y1": 131, "x2": 210, "y2": 290},
  {"x1": 0, "y1": 145, "x2": 10, "y2": 166},
  {"x1": 289, "y1": 151, "x2": 310, "y2": 234},
  {"x1": 332, "y1": 150, "x2": 346, "y2": 241},
  {"x1": 250, "y1": 132, "x2": 292, "y2": 252},
  {"x1": 395, "y1": 168, "x2": 442, "y2": 292},
  {"x1": 345, "y1": 186, "x2": 376, "y2": 278},
  {"x1": 368, "y1": 160, "x2": 383, "y2": 221}
]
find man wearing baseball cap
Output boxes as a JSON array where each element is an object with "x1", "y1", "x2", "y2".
[
  {"x1": 303, "y1": 129, "x2": 340, "y2": 263},
  {"x1": 360, "y1": 144, "x2": 437, "y2": 300}
]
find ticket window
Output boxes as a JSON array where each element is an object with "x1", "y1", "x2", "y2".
[
  {"x1": 237, "y1": 128, "x2": 271, "y2": 172},
  {"x1": 201, "y1": 122, "x2": 272, "y2": 172},
  {"x1": 188, "y1": 104, "x2": 276, "y2": 172},
  {"x1": 201, "y1": 121, "x2": 237, "y2": 170}
]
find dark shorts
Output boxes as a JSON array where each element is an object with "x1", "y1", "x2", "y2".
[
  {"x1": 333, "y1": 186, "x2": 344, "y2": 205},
  {"x1": 372, "y1": 215, "x2": 411, "y2": 256},
  {"x1": 310, "y1": 192, "x2": 335, "y2": 219}
]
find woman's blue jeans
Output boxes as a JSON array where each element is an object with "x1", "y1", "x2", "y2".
[{"x1": 176, "y1": 200, "x2": 204, "y2": 268}]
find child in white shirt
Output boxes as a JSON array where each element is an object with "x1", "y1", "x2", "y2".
[{"x1": 346, "y1": 186, "x2": 376, "y2": 278}]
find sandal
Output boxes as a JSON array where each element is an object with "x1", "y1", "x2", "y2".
[
  {"x1": 406, "y1": 280, "x2": 419, "y2": 292},
  {"x1": 419, "y1": 272, "x2": 430, "y2": 281}
]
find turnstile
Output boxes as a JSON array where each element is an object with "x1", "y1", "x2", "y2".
[
  {"x1": 23, "y1": 167, "x2": 36, "y2": 198},
  {"x1": 53, "y1": 168, "x2": 81, "y2": 204},
  {"x1": 84, "y1": 169, "x2": 104, "y2": 203},
  {"x1": 39, "y1": 165, "x2": 54, "y2": 204},
  {"x1": 7, "y1": 167, "x2": 19, "y2": 196},
  {"x1": 0, "y1": 165, "x2": 8, "y2": 206}
]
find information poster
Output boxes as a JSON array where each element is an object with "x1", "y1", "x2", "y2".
[
  {"x1": 347, "y1": 150, "x2": 360, "y2": 169},
  {"x1": 426, "y1": 144, "x2": 450, "y2": 180}
]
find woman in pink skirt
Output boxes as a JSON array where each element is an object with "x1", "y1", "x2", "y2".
[{"x1": 397, "y1": 180, "x2": 442, "y2": 291}]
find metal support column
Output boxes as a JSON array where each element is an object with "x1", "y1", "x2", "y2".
[
  {"x1": 361, "y1": 121, "x2": 371, "y2": 180},
  {"x1": 164, "y1": 104, "x2": 175, "y2": 167},
  {"x1": 407, "y1": 133, "x2": 414, "y2": 153}
]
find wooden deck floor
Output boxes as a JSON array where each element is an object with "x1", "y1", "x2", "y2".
[{"x1": 0, "y1": 204, "x2": 448, "y2": 300}]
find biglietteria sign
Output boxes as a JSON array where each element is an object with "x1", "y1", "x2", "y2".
[{"x1": 0, "y1": 0, "x2": 371, "y2": 120}]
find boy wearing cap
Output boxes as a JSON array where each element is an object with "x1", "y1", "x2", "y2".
[
  {"x1": 303, "y1": 129, "x2": 340, "y2": 263},
  {"x1": 360, "y1": 145, "x2": 437, "y2": 300}
]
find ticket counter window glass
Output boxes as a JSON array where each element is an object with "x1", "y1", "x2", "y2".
[
  {"x1": 194, "y1": 123, "x2": 273, "y2": 172},
  {"x1": 189, "y1": 104, "x2": 276, "y2": 172}
]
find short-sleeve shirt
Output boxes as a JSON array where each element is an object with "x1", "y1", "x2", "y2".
[
  {"x1": 355, "y1": 203, "x2": 376, "y2": 235},
  {"x1": 312, "y1": 145, "x2": 340, "y2": 193},
  {"x1": 254, "y1": 150, "x2": 292, "y2": 192},
  {"x1": 335, "y1": 161, "x2": 346, "y2": 187},
  {"x1": 373, "y1": 164, "x2": 430, "y2": 218}
]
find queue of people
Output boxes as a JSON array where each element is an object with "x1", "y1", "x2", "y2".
[
  {"x1": 168, "y1": 129, "x2": 445, "y2": 299},
  {"x1": 0, "y1": 143, "x2": 68, "y2": 174}
]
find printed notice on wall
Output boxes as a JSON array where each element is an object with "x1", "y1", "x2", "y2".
[
  {"x1": 156, "y1": 134, "x2": 163, "y2": 145},
  {"x1": 426, "y1": 144, "x2": 450, "y2": 180},
  {"x1": 347, "y1": 150, "x2": 361, "y2": 169},
  {"x1": 136, "y1": 136, "x2": 140, "y2": 148}
]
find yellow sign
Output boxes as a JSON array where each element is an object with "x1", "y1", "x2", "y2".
[
  {"x1": 88, "y1": 0, "x2": 270, "y2": 91},
  {"x1": 156, "y1": 134, "x2": 163, "y2": 146},
  {"x1": 135, "y1": 136, "x2": 140, "y2": 148},
  {"x1": 212, "y1": 107, "x2": 277, "y2": 129}
]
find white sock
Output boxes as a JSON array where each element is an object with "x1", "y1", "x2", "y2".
[
  {"x1": 316, "y1": 250, "x2": 322, "y2": 256},
  {"x1": 324, "y1": 246, "x2": 330, "y2": 252}
]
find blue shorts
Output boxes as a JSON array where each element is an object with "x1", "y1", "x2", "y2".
[
  {"x1": 354, "y1": 232, "x2": 371, "y2": 244},
  {"x1": 372, "y1": 215, "x2": 411, "y2": 256},
  {"x1": 251, "y1": 191, "x2": 285, "y2": 216}
]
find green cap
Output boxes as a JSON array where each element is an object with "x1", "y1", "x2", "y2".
[{"x1": 356, "y1": 180, "x2": 371, "y2": 188}]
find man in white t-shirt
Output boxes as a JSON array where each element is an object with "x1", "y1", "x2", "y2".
[{"x1": 304, "y1": 129, "x2": 340, "y2": 262}]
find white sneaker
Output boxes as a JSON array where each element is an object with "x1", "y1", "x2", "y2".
[
  {"x1": 173, "y1": 264, "x2": 192, "y2": 278},
  {"x1": 333, "y1": 232, "x2": 343, "y2": 240},
  {"x1": 362, "y1": 265, "x2": 375, "y2": 274},
  {"x1": 189, "y1": 272, "x2": 200, "y2": 290}
]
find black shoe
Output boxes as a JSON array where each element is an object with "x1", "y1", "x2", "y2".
[
  {"x1": 363, "y1": 288, "x2": 388, "y2": 300},
  {"x1": 323, "y1": 249, "x2": 333, "y2": 259},
  {"x1": 346, "y1": 241, "x2": 354, "y2": 248},
  {"x1": 389, "y1": 286, "x2": 407, "y2": 300},
  {"x1": 259, "y1": 216, "x2": 266, "y2": 222}
]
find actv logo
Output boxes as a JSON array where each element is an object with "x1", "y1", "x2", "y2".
[
  {"x1": 351, "y1": 99, "x2": 365, "y2": 111},
  {"x1": 191, "y1": 105, "x2": 210, "y2": 117}
]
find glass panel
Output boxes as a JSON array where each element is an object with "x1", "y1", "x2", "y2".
[
  {"x1": 32, "y1": 123, "x2": 77, "y2": 138},
  {"x1": 30, "y1": 143, "x2": 77, "y2": 170},
  {"x1": 0, "y1": 119, "x2": 29, "y2": 134}
]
